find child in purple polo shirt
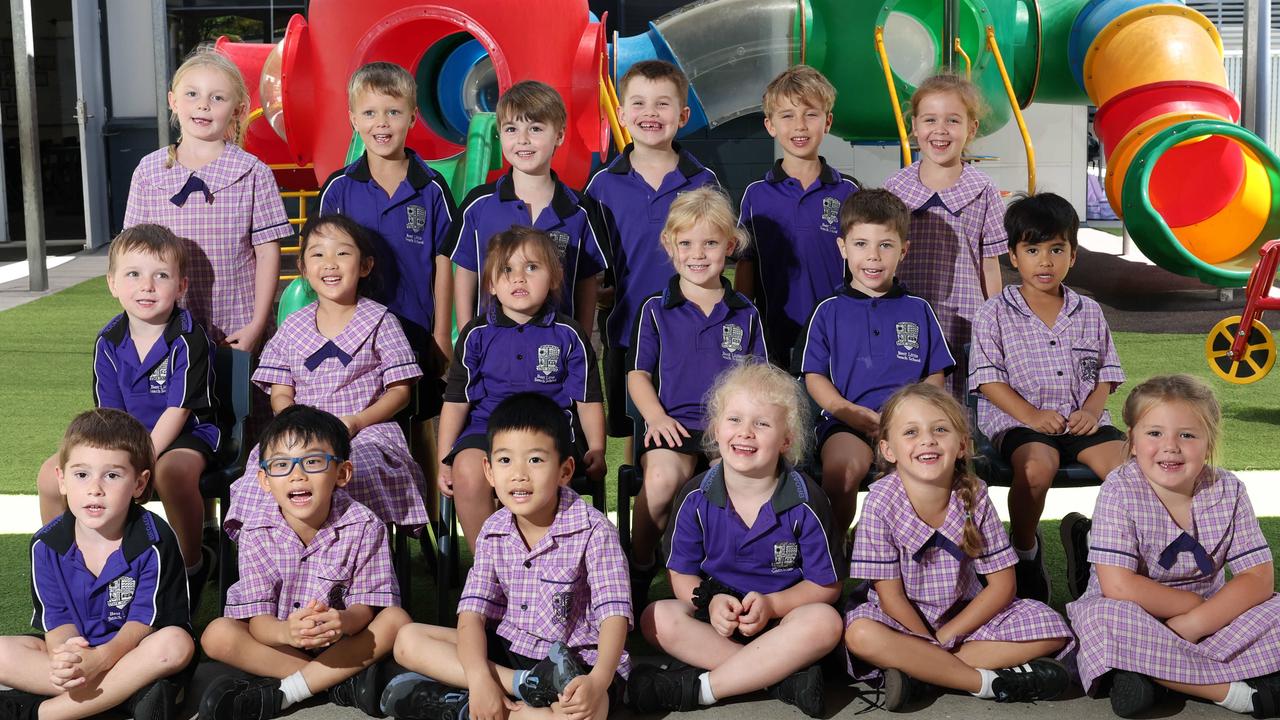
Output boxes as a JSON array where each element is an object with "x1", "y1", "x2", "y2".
[
  {"x1": 844, "y1": 383, "x2": 1073, "y2": 711},
  {"x1": 627, "y1": 186, "x2": 766, "y2": 609},
  {"x1": 585, "y1": 59, "x2": 719, "y2": 440},
  {"x1": 125, "y1": 49, "x2": 290, "y2": 350},
  {"x1": 224, "y1": 215, "x2": 428, "y2": 537},
  {"x1": 1065, "y1": 376, "x2": 1280, "y2": 718},
  {"x1": 438, "y1": 226, "x2": 606, "y2": 550},
  {"x1": 446, "y1": 80, "x2": 608, "y2": 334},
  {"x1": 886, "y1": 74, "x2": 1007, "y2": 400},
  {"x1": 737, "y1": 65, "x2": 859, "y2": 365},
  {"x1": 200, "y1": 405, "x2": 410, "y2": 720},
  {"x1": 35, "y1": 224, "x2": 219, "y2": 610},
  {"x1": 631, "y1": 363, "x2": 842, "y2": 719},
  {"x1": 970, "y1": 193, "x2": 1126, "y2": 603},
  {"x1": 799, "y1": 189, "x2": 954, "y2": 543},
  {"x1": 385, "y1": 393, "x2": 631, "y2": 720},
  {"x1": 0, "y1": 409, "x2": 193, "y2": 720}
]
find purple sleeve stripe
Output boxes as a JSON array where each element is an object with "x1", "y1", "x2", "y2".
[
  {"x1": 593, "y1": 599, "x2": 631, "y2": 611},
  {"x1": 345, "y1": 592, "x2": 401, "y2": 608},
  {"x1": 382, "y1": 361, "x2": 420, "y2": 373},
  {"x1": 1090, "y1": 546, "x2": 1139, "y2": 560},
  {"x1": 969, "y1": 364, "x2": 1004, "y2": 376},
  {"x1": 223, "y1": 601, "x2": 278, "y2": 619},
  {"x1": 458, "y1": 594, "x2": 503, "y2": 607},
  {"x1": 1227, "y1": 546, "x2": 1271, "y2": 562},
  {"x1": 252, "y1": 221, "x2": 291, "y2": 234},
  {"x1": 850, "y1": 557, "x2": 897, "y2": 564},
  {"x1": 258, "y1": 365, "x2": 291, "y2": 373},
  {"x1": 977, "y1": 544, "x2": 1011, "y2": 559},
  {"x1": 981, "y1": 237, "x2": 1006, "y2": 246}
]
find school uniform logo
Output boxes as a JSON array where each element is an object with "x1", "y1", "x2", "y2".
[
  {"x1": 148, "y1": 364, "x2": 168, "y2": 394},
  {"x1": 404, "y1": 205, "x2": 426, "y2": 244},
  {"x1": 1079, "y1": 356, "x2": 1099, "y2": 384},
  {"x1": 535, "y1": 344, "x2": 561, "y2": 383},
  {"x1": 106, "y1": 576, "x2": 136, "y2": 622},
  {"x1": 549, "y1": 230, "x2": 571, "y2": 261},
  {"x1": 895, "y1": 322, "x2": 919, "y2": 351},
  {"x1": 552, "y1": 591, "x2": 573, "y2": 622},
  {"x1": 328, "y1": 584, "x2": 349, "y2": 610},
  {"x1": 721, "y1": 324, "x2": 745, "y2": 359},
  {"x1": 772, "y1": 541, "x2": 800, "y2": 572},
  {"x1": 821, "y1": 197, "x2": 841, "y2": 232}
]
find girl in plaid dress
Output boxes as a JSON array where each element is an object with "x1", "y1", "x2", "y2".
[
  {"x1": 844, "y1": 383, "x2": 1073, "y2": 710},
  {"x1": 124, "y1": 49, "x2": 290, "y2": 350},
  {"x1": 1065, "y1": 375, "x2": 1280, "y2": 717},
  {"x1": 224, "y1": 215, "x2": 428, "y2": 536},
  {"x1": 885, "y1": 74, "x2": 1007, "y2": 400}
]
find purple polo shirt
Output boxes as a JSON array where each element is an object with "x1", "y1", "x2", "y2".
[
  {"x1": 584, "y1": 143, "x2": 718, "y2": 348},
  {"x1": 629, "y1": 275, "x2": 767, "y2": 431},
  {"x1": 443, "y1": 172, "x2": 608, "y2": 319},
  {"x1": 799, "y1": 282, "x2": 954, "y2": 418},
  {"x1": 226, "y1": 490, "x2": 400, "y2": 619},
  {"x1": 444, "y1": 304, "x2": 602, "y2": 441},
  {"x1": 663, "y1": 464, "x2": 842, "y2": 596},
  {"x1": 739, "y1": 159, "x2": 859, "y2": 361},
  {"x1": 969, "y1": 285, "x2": 1125, "y2": 444},
  {"x1": 31, "y1": 506, "x2": 189, "y2": 645},
  {"x1": 93, "y1": 308, "x2": 221, "y2": 453},
  {"x1": 319, "y1": 149, "x2": 456, "y2": 344},
  {"x1": 459, "y1": 487, "x2": 633, "y2": 675}
]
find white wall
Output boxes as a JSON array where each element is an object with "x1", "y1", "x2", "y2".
[{"x1": 104, "y1": 0, "x2": 158, "y2": 117}]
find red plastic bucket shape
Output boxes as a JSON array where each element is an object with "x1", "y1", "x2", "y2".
[{"x1": 1095, "y1": 81, "x2": 1239, "y2": 152}]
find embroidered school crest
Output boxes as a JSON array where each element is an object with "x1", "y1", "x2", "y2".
[
  {"x1": 107, "y1": 576, "x2": 136, "y2": 610},
  {"x1": 1079, "y1": 355, "x2": 1099, "y2": 384},
  {"x1": 721, "y1": 324, "x2": 745, "y2": 359},
  {"x1": 148, "y1": 363, "x2": 168, "y2": 394},
  {"x1": 552, "y1": 591, "x2": 573, "y2": 622},
  {"x1": 772, "y1": 541, "x2": 799, "y2": 572},
  {"x1": 549, "y1": 230, "x2": 571, "y2": 260},
  {"x1": 821, "y1": 197, "x2": 841, "y2": 231},
  {"x1": 405, "y1": 205, "x2": 426, "y2": 233},
  {"x1": 535, "y1": 344, "x2": 561, "y2": 383},
  {"x1": 328, "y1": 584, "x2": 349, "y2": 610},
  {"x1": 895, "y1": 321, "x2": 920, "y2": 351}
]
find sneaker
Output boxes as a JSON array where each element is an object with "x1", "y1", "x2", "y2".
[
  {"x1": 991, "y1": 657, "x2": 1070, "y2": 703},
  {"x1": 881, "y1": 668, "x2": 926, "y2": 712},
  {"x1": 517, "y1": 642, "x2": 587, "y2": 707},
  {"x1": 1014, "y1": 530, "x2": 1051, "y2": 603},
  {"x1": 1247, "y1": 674, "x2": 1280, "y2": 718},
  {"x1": 627, "y1": 662, "x2": 703, "y2": 713},
  {"x1": 199, "y1": 675, "x2": 282, "y2": 720},
  {"x1": 379, "y1": 673, "x2": 469, "y2": 720},
  {"x1": 0, "y1": 689, "x2": 45, "y2": 720},
  {"x1": 330, "y1": 660, "x2": 387, "y2": 716},
  {"x1": 767, "y1": 664, "x2": 824, "y2": 717},
  {"x1": 126, "y1": 677, "x2": 177, "y2": 720},
  {"x1": 1060, "y1": 512, "x2": 1093, "y2": 600},
  {"x1": 1109, "y1": 671, "x2": 1156, "y2": 717}
]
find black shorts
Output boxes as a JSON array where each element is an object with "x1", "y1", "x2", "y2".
[
  {"x1": 160, "y1": 432, "x2": 214, "y2": 463},
  {"x1": 485, "y1": 626, "x2": 626, "y2": 703},
  {"x1": 442, "y1": 433, "x2": 488, "y2": 466},
  {"x1": 815, "y1": 420, "x2": 874, "y2": 455},
  {"x1": 999, "y1": 425, "x2": 1126, "y2": 464},
  {"x1": 637, "y1": 429, "x2": 706, "y2": 459},
  {"x1": 602, "y1": 344, "x2": 632, "y2": 438}
]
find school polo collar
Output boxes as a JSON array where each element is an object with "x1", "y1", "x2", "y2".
[
  {"x1": 100, "y1": 307, "x2": 193, "y2": 347},
  {"x1": 661, "y1": 275, "x2": 749, "y2": 310},
  {"x1": 878, "y1": 474, "x2": 973, "y2": 564},
  {"x1": 299, "y1": 298, "x2": 386, "y2": 370},
  {"x1": 838, "y1": 280, "x2": 908, "y2": 301},
  {"x1": 496, "y1": 171, "x2": 580, "y2": 221},
  {"x1": 699, "y1": 463, "x2": 809, "y2": 514},
  {"x1": 486, "y1": 302, "x2": 557, "y2": 328},
  {"x1": 895, "y1": 161, "x2": 988, "y2": 216},
  {"x1": 149, "y1": 143, "x2": 258, "y2": 200},
  {"x1": 346, "y1": 148, "x2": 434, "y2": 191},
  {"x1": 39, "y1": 504, "x2": 161, "y2": 563},
  {"x1": 607, "y1": 142, "x2": 705, "y2": 179},
  {"x1": 997, "y1": 284, "x2": 1084, "y2": 323},
  {"x1": 764, "y1": 157, "x2": 840, "y2": 186}
]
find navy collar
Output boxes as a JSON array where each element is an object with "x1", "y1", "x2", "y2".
[
  {"x1": 346, "y1": 147, "x2": 433, "y2": 190},
  {"x1": 662, "y1": 274, "x2": 749, "y2": 310},
  {"x1": 496, "y1": 171, "x2": 579, "y2": 220},
  {"x1": 607, "y1": 142, "x2": 705, "y2": 179},
  {"x1": 839, "y1": 280, "x2": 908, "y2": 300},
  {"x1": 486, "y1": 302, "x2": 557, "y2": 328},
  {"x1": 699, "y1": 463, "x2": 809, "y2": 514},
  {"x1": 39, "y1": 504, "x2": 158, "y2": 562},
  {"x1": 764, "y1": 157, "x2": 840, "y2": 186},
  {"x1": 100, "y1": 307, "x2": 190, "y2": 346}
]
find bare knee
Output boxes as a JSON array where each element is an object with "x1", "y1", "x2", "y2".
[
  {"x1": 153, "y1": 452, "x2": 203, "y2": 493},
  {"x1": 375, "y1": 606, "x2": 412, "y2": 633},
  {"x1": 201, "y1": 617, "x2": 247, "y2": 661},
  {"x1": 146, "y1": 627, "x2": 196, "y2": 671},
  {"x1": 844, "y1": 619, "x2": 887, "y2": 657},
  {"x1": 644, "y1": 599, "x2": 688, "y2": 646},
  {"x1": 1015, "y1": 458, "x2": 1058, "y2": 495},
  {"x1": 787, "y1": 604, "x2": 843, "y2": 649},
  {"x1": 38, "y1": 455, "x2": 61, "y2": 497}
]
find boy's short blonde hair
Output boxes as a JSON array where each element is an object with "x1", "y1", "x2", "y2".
[
  {"x1": 108, "y1": 224, "x2": 190, "y2": 280},
  {"x1": 496, "y1": 80, "x2": 567, "y2": 130},
  {"x1": 702, "y1": 362, "x2": 811, "y2": 466},
  {"x1": 762, "y1": 64, "x2": 836, "y2": 116},
  {"x1": 58, "y1": 408, "x2": 155, "y2": 502},
  {"x1": 348, "y1": 61, "x2": 417, "y2": 109},
  {"x1": 618, "y1": 60, "x2": 689, "y2": 107},
  {"x1": 660, "y1": 187, "x2": 748, "y2": 257}
]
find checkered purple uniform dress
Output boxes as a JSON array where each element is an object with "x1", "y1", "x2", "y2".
[
  {"x1": 886, "y1": 163, "x2": 1006, "y2": 397},
  {"x1": 124, "y1": 145, "x2": 293, "y2": 344},
  {"x1": 458, "y1": 487, "x2": 633, "y2": 677},
  {"x1": 225, "y1": 490, "x2": 400, "y2": 619},
  {"x1": 1067, "y1": 460, "x2": 1280, "y2": 693},
  {"x1": 845, "y1": 472, "x2": 1074, "y2": 680},
  {"x1": 225, "y1": 298, "x2": 427, "y2": 537},
  {"x1": 969, "y1": 285, "x2": 1126, "y2": 444}
]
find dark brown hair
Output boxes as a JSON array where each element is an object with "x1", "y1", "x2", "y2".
[
  {"x1": 58, "y1": 408, "x2": 155, "y2": 503},
  {"x1": 480, "y1": 226, "x2": 565, "y2": 310}
]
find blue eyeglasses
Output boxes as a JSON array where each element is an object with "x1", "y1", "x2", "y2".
[{"x1": 258, "y1": 453, "x2": 342, "y2": 477}]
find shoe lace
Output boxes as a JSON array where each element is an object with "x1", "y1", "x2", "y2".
[{"x1": 851, "y1": 683, "x2": 886, "y2": 714}]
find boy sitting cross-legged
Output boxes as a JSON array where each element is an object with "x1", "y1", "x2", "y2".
[
  {"x1": 198, "y1": 405, "x2": 411, "y2": 720},
  {"x1": 385, "y1": 392, "x2": 632, "y2": 720}
]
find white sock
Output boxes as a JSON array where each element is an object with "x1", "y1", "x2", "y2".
[
  {"x1": 1217, "y1": 681, "x2": 1254, "y2": 714},
  {"x1": 972, "y1": 668, "x2": 998, "y2": 699},
  {"x1": 279, "y1": 671, "x2": 313, "y2": 710},
  {"x1": 1015, "y1": 538, "x2": 1039, "y2": 562},
  {"x1": 185, "y1": 558, "x2": 204, "y2": 576},
  {"x1": 698, "y1": 672, "x2": 717, "y2": 706}
]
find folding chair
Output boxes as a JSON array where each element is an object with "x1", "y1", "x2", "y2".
[{"x1": 198, "y1": 348, "x2": 253, "y2": 612}]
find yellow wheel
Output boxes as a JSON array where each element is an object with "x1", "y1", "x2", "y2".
[{"x1": 1205, "y1": 316, "x2": 1276, "y2": 384}]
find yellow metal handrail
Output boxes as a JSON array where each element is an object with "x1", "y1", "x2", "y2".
[
  {"x1": 986, "y1": 26, "x2": 1036, "y2": 192},
  {"x1": 874, "y1": 26, "x2": 913, "y2": 168},
  {"x1": 954, "y1": 38, "x2": 972, "y2": 79},
  {"x1": 601, "y1": 71, "x2": 631, "y2": 152}
]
